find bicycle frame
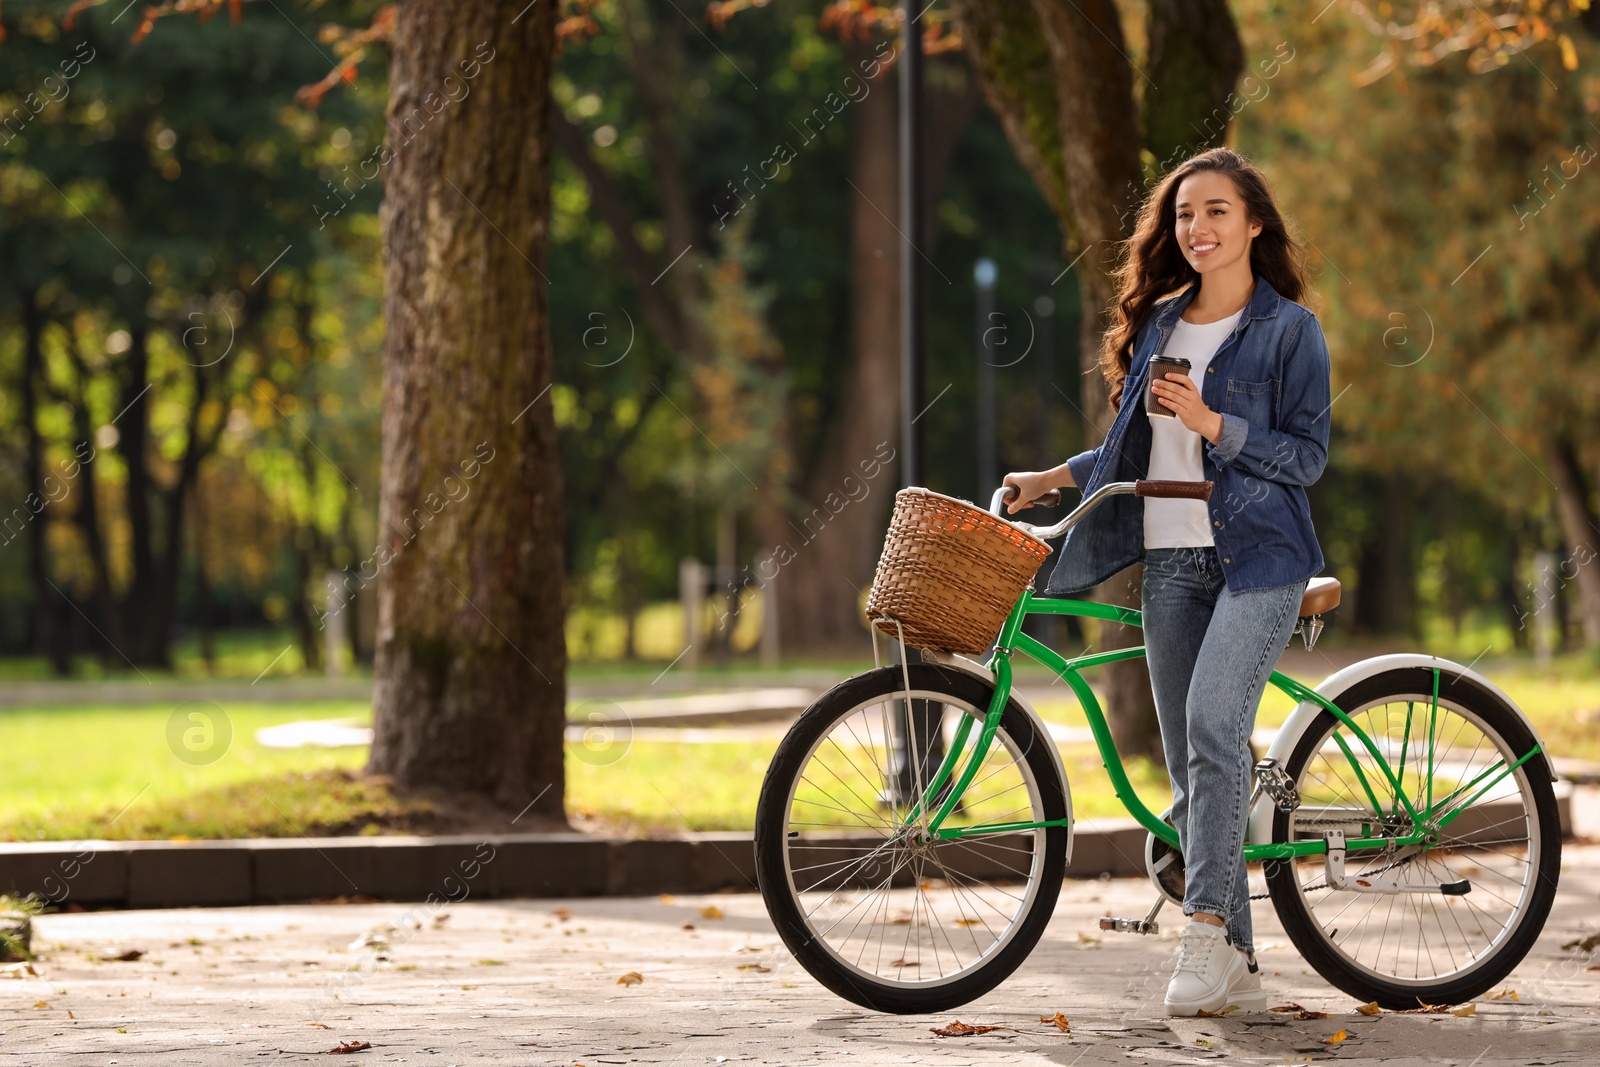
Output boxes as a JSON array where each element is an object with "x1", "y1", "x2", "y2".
[{"x1": 901, "y1": 587, "x2": 1544, "y2": 862}]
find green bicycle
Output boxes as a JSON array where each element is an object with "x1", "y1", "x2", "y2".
[{"x1": 753, "y1": 479, "x2": 1561, "y2": 1014}]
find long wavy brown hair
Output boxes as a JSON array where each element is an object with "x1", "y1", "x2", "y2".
[{"x1": 1098, "y1": 148, "x2": 1310, "y2": 411}]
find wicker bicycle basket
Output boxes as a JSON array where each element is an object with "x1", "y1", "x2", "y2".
[{"x1": 864, "y1": 487, "x2": 1054, "y2": 655}]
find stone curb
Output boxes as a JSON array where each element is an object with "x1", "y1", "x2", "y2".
[
  {"x1": 4, "y1": 791, "x2": 1570, "y2": 911},
  {"x1": 0, "y1": 822, "x2": 1150, "y2": 910}
]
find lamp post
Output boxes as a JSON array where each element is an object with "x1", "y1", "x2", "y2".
[
  {"x1": 899, "y1": 8, "x2": 924, "y2": 486},
  {"x1": 975, "y1": 257, "x2": 997, "y2": 498},
  {"x1": 1034, "y1": 293, "x2": 1055, "y2": 469},
  {"x1": 888, "y1": 8, "x2": 944, "y2": 806}
]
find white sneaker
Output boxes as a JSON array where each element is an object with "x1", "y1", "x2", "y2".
[
  {"x1": 1164, "y1": 921, "x2": 1260, "y2": 1016},
  {"x1": 1225, "y1": 954, "x2": 1268, "y2": 1014}
]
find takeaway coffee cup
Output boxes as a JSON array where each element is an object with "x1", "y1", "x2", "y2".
[{"x1": 1144, "y1": 355, "x2": 1192, "y2": 419}]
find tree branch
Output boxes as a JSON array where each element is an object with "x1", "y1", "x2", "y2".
[
  {"x1": 552, "y1": 113, "x2": 689, "y2": 353},
  {"x1": 1028, "y1": 0, "x2": 1142, "y2": 249},
  {"x1": 1143, "y1": 0, "x2": 1246, "y2": 172},
  {"x1": 948, "y1": 0, "x2": 1071, "y2": 238}
]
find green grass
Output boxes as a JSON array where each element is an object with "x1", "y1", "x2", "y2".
[
  {"x1": 0, "y1": 629, "x2": 346, "y2": 683},
  {"x1": 4, "y1": 647, "x2": 1598, "y2": 841},
  {"x1": 565, "y1": 740, "x2": 1170, "y2": 835},
  {"x1": 0, "y1": 697, "x2": 1165, "y2": 840},
  {"x1": 0, "y1": 701, "x2": 370, "y2": 841}
]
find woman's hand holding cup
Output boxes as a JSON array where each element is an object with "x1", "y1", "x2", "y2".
[{"x1": 1150, "y1": 373, "x2": 1225, "y2": 443}]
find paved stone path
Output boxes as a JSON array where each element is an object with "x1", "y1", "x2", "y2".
[{"x1": 7, "y1": 845, "x2": 1599, "y2": 1066}]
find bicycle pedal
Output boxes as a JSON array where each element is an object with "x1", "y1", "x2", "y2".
[
  {"x1": 1098, "y1": 917, "x2": 1160, "y2": 935},
  {"x1": 1254, "y1": 757, "x2": 1300, "y2": 813}
]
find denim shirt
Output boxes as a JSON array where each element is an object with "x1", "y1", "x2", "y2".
[{"x1": 1043, "y1": 272, "x2": 1331, "y2": 597}]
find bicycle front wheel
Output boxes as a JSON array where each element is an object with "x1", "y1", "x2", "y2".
[
  {"x1": 754, "y1": 664, "x2": 1069, "y2": 1014},
  {"x1": 1266, "y1": 666, "x2": 1560, "y2": 1008}
]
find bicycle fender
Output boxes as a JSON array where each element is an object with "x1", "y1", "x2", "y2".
[
  {"x1": 1246, "y1": 652, "x2": 1555, "y2": 846},
  {"x1": 921, "y1": 651, "x2": 1076, "y2": 866}
]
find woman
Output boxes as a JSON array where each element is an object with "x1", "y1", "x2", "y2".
[{"x1": 1002, "y1": 147, "x2": 1331, "y2": 1017}]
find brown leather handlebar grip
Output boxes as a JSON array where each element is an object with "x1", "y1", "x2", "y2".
[
  {"x1": 1134, "y1": 479, "x2": 1214, "y2": 501},
  {"x1": 1002, "y1": 487, "x2": 1064, "y2": 509}
]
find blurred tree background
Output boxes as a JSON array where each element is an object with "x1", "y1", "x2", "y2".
[{"x1": 2, "y1": 0, "x2": 1598, "y2": 683}]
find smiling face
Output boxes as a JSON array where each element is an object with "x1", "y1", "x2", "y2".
[{"x1": 1174, "y1": 171, "x2": 1262, "y2": 276}]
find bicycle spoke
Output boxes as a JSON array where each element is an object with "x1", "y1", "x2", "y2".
[
  {"x1": 777, "y1": 685, "x2": 1052, "y2": 988},
  {"x1": 1284, "y1": 694, "x2": 1544, "y2": 989}
]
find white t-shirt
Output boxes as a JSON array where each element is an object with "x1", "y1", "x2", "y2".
[{"x1": 1143, "y1": 308, "x2": 1244, "y2": 548}]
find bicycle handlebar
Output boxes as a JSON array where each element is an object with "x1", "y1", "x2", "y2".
[
  {"x1": 988, "y1": 479, "x2": 1213, "y2": 541},
  {"x1": 997, "y1": 486, "x2": 1064, "y2": 511},
  {"x1": 1135, "y1": 479, "x2": 1214, "y2": 501}
]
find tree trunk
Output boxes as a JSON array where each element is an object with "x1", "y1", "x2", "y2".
[
  {"x1": 294, "y1": 525, "x2": 324, "y2": 673},
  {"x1": 950, "y1": 0, "x2": 1068, "y2": 223},
  {"x1": 19, "y1": 294, "x2": 70, "y2": 675},
  {"x1": 1501, "y1": 518, "x2": 1530, "y2": 651},
  {"x1": 1353, "y1": 472, "x2": 1415, "y2": 638},
  {"x1": 339, "y1": 502, "x2": 373, "y2": 667},
  {"x1": 616, "y1": 0, "x2": 714, "y2": 364},
  {"x1": 775, "y1": 41, "x2": 905, "y2": 655},
  {"x1": 1142, "y1": 0, "x2": 1246, "y2": 167},
  {"x1": 368, "y1": 0, "x2": 567, "y2": 818},
  {"x1": 115, "y1": 325, "x2": 159, "y2": 663},
  {"x1": 1546, "y1": 434, "x2": 1600, "y2": 649},
  {"x1": 1031, "y1": 0, "x2": 1160, "y2": 760},
  {"x1": 143, "y1": 363, "x2": 214, "y2": 670},
  {"x1": 954, "y1": 0, "x2": 1254, "y2": 763},
  {"x1": 194, "y1": 489, "x2": 216, "y2": 673},
  {"x1": 62, "y1": 329, "x2": 127, "y2": 665}
]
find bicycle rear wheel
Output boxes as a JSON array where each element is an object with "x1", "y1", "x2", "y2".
[
  {"x1": 754, "y1": 664, "x2": 1069, "y2": 1014},
  {"x1": 1266, "y1": 666, "x2": 1560, "y2": 1008}
]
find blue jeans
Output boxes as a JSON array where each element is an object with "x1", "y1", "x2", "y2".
[{"x1": 1140, "y1": 545, "x2": 1307, "y2": 952}]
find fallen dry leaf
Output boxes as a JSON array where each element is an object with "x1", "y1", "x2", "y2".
[
  {"x1": 347, "y1": 932, "x2": 390, "y2": 956},
  {"x1": 1354, "y1": 1001, "x2": 1382, "y2": 1015},
  {"x1": 1487, "y1": 988, "x2": 1519, "y2": 1001},
  {"x1": 105, "y1": 949, "x2": 144, "y2": 962},
  {"x1": 1323, "y1": 1029, "x2": 1351, "y2": 1044},
  {"x1": 659, "y1": 894, "x2": 676, "y2": 904},
  {"x1": 953, "y1": 919, "x2": 983, "y2": 927},
  {"x1": 32, "y1": 999, "x2": 48, "y2": 1009},
  {"x1": 616, "y1": 971, "x2": 644, "y2": 986},
  {"x1": 324, "y1": 1040, "x2": 371, "y2": 1053},
  {"x1": 680, "y1": 922, "x2": 695, "y2": 931},
  {"x1": 307, "y1": 1022, "x2": 332, "y2": 1028},
  {"x1": 930, "y1": 1020, "x2": 1000, "y2": 1038},
  {"x1": 1561, "y1": 932, "x2": 1600, "y2": 952},
  {"x1": 551, "y1": 908, "x2": 572, "y2": 921},
  {"x1": 1195, "y1": 1037, "x2": 1214, "y2": 1049},
  {"x1": 736, "y1": 963, "x2": 771, "y2": 973},
  {"x1": 1269, "y1": 1002, "x2": 1329, "y2": 1020},
  {"x1": 699, "y1": 905, "x2": 725, "y2": 920},
  {"x1": 1, "y1": 962, "x2": 38, "y2": 978},
  {"x1": 889, "y1": 959, "x2": 919, "y2": 968},
  {"x1": 1039, "y1": 1012, "x2": 1070, "y2": 1033},
  {"x1": 1448, "y1": 1003, "x2": 1477, "y2": 1018},
  {"x1": 1196, "y1": 1004, "x2": 1241, "y2": 1017},
  {"x1": 1076, "y1": 932, "x2": 1102, "y2": 945}
]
